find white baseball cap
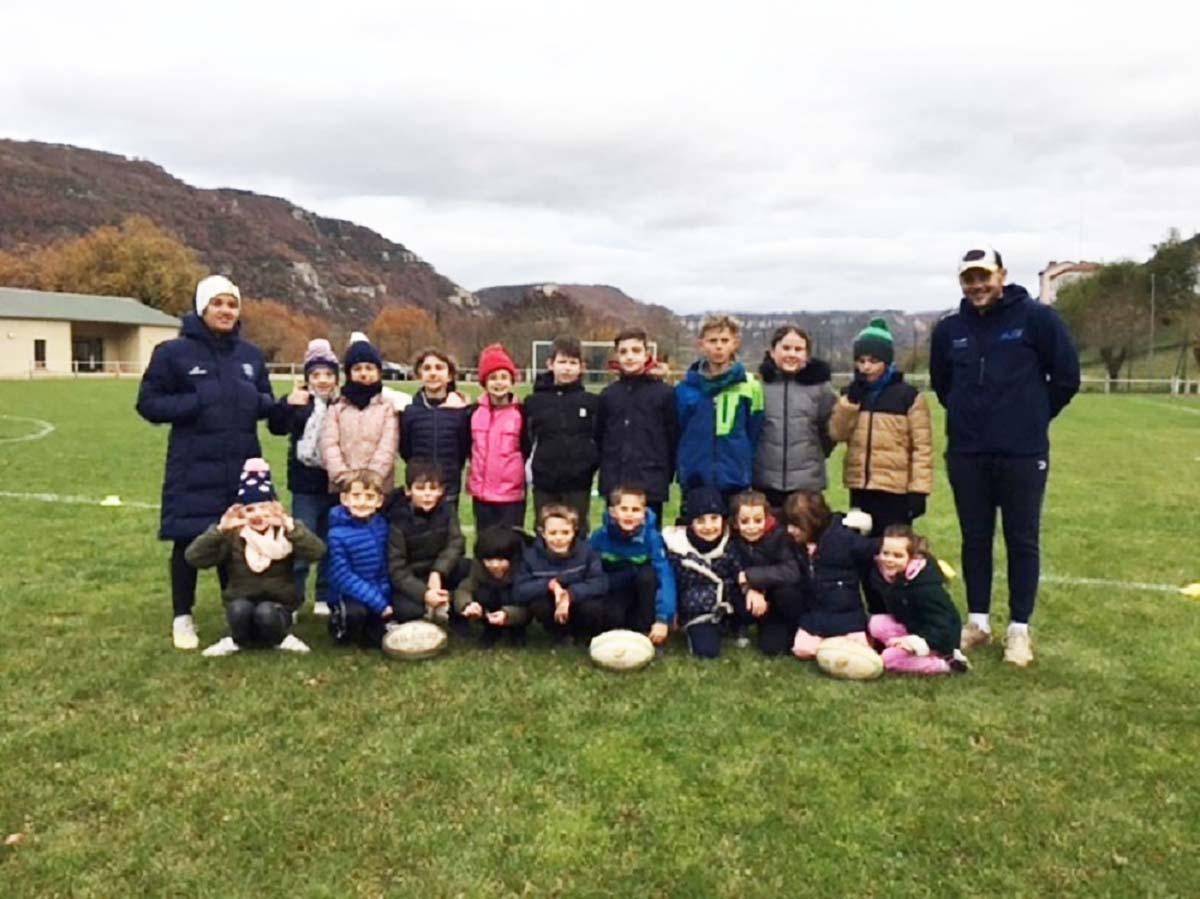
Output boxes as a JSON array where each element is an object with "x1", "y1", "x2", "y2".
[{"x1": 958, "y1": 247, "x2": 1003, "y2": 275}]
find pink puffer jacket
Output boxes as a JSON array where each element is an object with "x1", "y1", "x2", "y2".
[
  {"x1": 468, "y1": 396, "x2": 526, "y2": 503},
  {"x1": 321, "y1": 394, "x2": 399, "y2": 493}
]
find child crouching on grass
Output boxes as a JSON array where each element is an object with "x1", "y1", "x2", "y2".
[
  {"x1": 186, "y1": 459, "x2": 325, "y2": 657},
  {"x1": 326, "y1": 470, "x2": 393, "y2": 649},
  {"x1": 454, "y1": 526, "x2": 529, "y2": 648},
  {"x1": 514, "y1": 504, "x2": 608, "y2": 643},
  {"x1": 661, "y1": 485, "x2": 743, "y2": 658},
  {"x1": 783, "y1": 490, "x2": 878, "y2": 659},
  {"x1": 868, "y1": 525, "x2": 970, "y2": 674},
  {"x1": 729, "y1": 490, "x2": 803, "y2": 656}
]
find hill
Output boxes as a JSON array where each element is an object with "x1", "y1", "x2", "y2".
[{"x1": 0, "y1": 139, "x2": 475, "y2": 325}]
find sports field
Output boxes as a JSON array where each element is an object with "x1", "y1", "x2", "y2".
[{"x1": 2, "y1": 381, "x2": 1198, "y2": 897}]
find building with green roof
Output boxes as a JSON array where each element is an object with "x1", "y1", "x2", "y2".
[{"x1": 0, "y1": 286, "x2": 180, "y2": 376}]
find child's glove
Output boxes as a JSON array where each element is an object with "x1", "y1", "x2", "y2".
[
  {"x1": 893, "y1": 634, "x2": 930, "y2": 656},
  {"x1": 843, "y1": 509, "x2": 873, "y2": 535},
  {"x1": 844, "y1": 376, "x2": 868, "y2": 406}
]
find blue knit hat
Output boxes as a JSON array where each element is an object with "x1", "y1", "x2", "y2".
[{"x1": 237, "y1": 457, "x2": 278, "y2": 503}]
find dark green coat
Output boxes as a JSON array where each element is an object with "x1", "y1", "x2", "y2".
[
  {"x1": 184, "y1": 522, "x2": 325, "y2": 610},
  {"x1": 870, "y1": 556, "x2": 962, "y2": 657}
]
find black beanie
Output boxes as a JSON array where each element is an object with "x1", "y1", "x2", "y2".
[
  {"x1": 475, "y1": 526, "x2": 524, "y2": 562},
  {"x1": 344, "y1": 339, "x2": 383, "y2": 374},
  {"x1": 685, "y1": 485, "x2": 726, "y2": 523}
]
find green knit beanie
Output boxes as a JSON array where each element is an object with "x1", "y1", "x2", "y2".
[{"x1": 852, "y1": 318, "x2": 894, "y2": 365}]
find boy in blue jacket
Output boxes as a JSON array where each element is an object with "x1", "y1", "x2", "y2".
[
  {"x1": 930, "y1": 246, "x2": 1080, "y2": 667},
  {"x1": 588, "y1": 484, "x2": 675, "y2": 646},
  {"x1": 676, "y1": 314, "x2": 764, "y2": 517},
  {"x1": 325, "y1": 469, "x2": 393, "y2": 648}
]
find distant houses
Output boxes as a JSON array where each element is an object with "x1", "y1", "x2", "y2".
[
  {"x1": 0, "y1": 286, "x2": 179, "y2": 377},
  {"x1": 1038, "y1": 261, "x2": 1102, "y2": 305}
]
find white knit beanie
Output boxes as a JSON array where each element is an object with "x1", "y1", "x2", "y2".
[{"x1": 195, "y1": 275, "x2": 241, "y2": 316}]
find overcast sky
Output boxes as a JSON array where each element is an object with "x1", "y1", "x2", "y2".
[{"x1": 5, "y1": 1, "x2": 1199, "y2": 313}]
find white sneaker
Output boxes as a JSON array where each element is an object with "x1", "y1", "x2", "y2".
[
  {"x1": 313, "y1": 601, "x2": 331, "y2": 618},
  {"x1": 1004, "y1": 629, "x2": 1034, "y2": 667},
  {"x1": 201, "y1": 636, "x2": 240, "y2": 657},
  {"x1": 172, "y1": 615, "x2": 199, "y2": 650},
  {"x1": 277, "y1": 634, "x2": 311, "y2": 653}
]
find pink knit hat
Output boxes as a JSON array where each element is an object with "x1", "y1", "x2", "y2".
[{"x1": 303, "y1": 338, "x2": 339, "y2": 377}]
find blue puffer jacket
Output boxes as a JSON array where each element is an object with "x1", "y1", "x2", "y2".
[
  {"x1": 930, "y1": 285, "x2": 1080, "y2": 456},
  {"x1": 400, "y1": 389, "x2": 472, "y2": 499},
  {"x1": 325, "y1": 505, "x2": 391, "y2": 613},
  {"x1": 136, "y1": 314, "x2": 273, "y2": 541},
  {"x1": 797, "y1": 515, "x2": 879, "y2": 637},
  {"x1": 675, "y1": 360, "x2": 764, "y2": 492},
  {"x1": 589, "y1": 508, "x2": 677, "y2": 624}
]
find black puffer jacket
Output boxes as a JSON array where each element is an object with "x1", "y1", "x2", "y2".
[
  {"x1": 797, "y1": 515, "x2": 879, "y2": 637},
  {"x1": 597, "y1": 373, "x2": 679, "y2": 504},
  {"x1": 266, "y1": 396, "x2": 332, "y2": 496},
  {"x1": 730, "y1": 524, "x2": 801, "y2": 593},
  {"x1": 399, "y1": 389, "x2": 472, "y2": 500},
  {"x1": 387, "y1": 497, "x2": 465, "y2": 602},
  {"x1": 522, "y1": 372, "x2": 601, "y2": 492}
]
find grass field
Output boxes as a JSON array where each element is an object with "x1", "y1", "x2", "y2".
[{"x1": 2, "y1": 380, "x2": 1199, "y2": 897}]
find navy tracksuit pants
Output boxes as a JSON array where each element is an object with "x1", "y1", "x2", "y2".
[{"x1": 946, "y1": 453, "x2": 1048, "y2": 624}]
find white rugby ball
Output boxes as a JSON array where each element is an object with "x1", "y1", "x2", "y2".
[
  {"x1": 589, "y1": 629, "x2": 656, "y2": 672},
  {"x1": 382, "y1": 621, "x2": 448, "y2": 660},
  {"x1": 815, "y1": 636, "x2": 883, "y2": 681}
]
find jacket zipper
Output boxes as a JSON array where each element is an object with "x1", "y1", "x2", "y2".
[
  {"x1": 781, "y1": 379, "x2": 790, "y2": 488},
  {"x1": 863, "y1": 405, "x2": 875, "y2": 488}
]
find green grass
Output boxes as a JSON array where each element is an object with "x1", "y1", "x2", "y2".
[{"x1": 2, "y1": 382, "x2": 1199, "y2": 897}]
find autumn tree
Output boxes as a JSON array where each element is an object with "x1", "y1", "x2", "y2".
[
  {"x1": 369, "y1": 306, "x2": 442, "y2": 365},
  {"x1": 0, "y1": 215, "x2": 207, "y2": 313},
  {"x1": 240, "y1": 298, "x2": 330, "y2": 363}
]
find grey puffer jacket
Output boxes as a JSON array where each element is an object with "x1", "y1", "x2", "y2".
[{"x1": 753, "y1": 356, "x2": 835, "y2": 494}]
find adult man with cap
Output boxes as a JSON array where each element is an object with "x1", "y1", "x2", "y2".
[{"x1": 929, "y1": 247, "x2": 1080, "y2": 666}]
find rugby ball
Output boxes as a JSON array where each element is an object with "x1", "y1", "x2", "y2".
[
  {"x1": 382, "y1": 621, "x2": 448, "y2": 660},
  {"x1": 589, "y1": 629, "x2": 656, "y2": 672},
  {"x1": 815, "y1": 636, "x2": 884, "y2": 681}
]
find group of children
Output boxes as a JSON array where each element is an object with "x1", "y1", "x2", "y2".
[{"x1": 187, "y1": 314, "x2": 967, "y2": 675}]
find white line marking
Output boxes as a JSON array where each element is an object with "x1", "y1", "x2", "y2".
[
  {"x1": 1133, "y1": 398, "x2": 1200, "y2": 416},
  {"x1": 0, "y1": 491, "x2": 160, "y2": 510},
  {"x1": 1040, "y1": 574, "x2": 1182, "y2": 594},
  {"x1": 0, "y1": 415, "x2": 55, "y2": 444}
]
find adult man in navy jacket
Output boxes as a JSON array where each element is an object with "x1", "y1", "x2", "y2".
[{"x1": 930, "y1": 247, "x2": 1080, "y2": 666}]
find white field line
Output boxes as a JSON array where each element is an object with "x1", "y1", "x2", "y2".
[
  {"x1": 1133, "y1": 398, "x2": 1200, "y2": 416},
  {"x1": 0, "y1": 491, "x2": 160, "y2": 510},
  {"x1": 0, "y1": 415, "x2": 56, "y2": 444},
  {"x1": 1040, "y1": 574, "x2": 1183, "y2": 594}
]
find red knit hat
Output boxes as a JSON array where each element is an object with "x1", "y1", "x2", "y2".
[{"x1": 478, "y1": 343, "x2": 517, "y2": 384}]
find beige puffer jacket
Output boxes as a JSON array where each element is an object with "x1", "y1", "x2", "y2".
[
  {"x1": 321, "y1": 394, "x2": 399, "y2": 493},
  {"x1": 829, "y1": 375, "x2": 932, "y2": 496}
]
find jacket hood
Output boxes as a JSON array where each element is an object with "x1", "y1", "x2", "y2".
[
  {"x1": 958, "y1": 283, "x2": 1031, "y2": 317},
  {"x1": 759, "y1": 354, "x2": 831, "y2": 386},
  {"x1": 181, "y1": 311, "x2": 242, "y2": 345},
  {"x1": 534, "y1": 370, "x2": 583, "y2": 393},
  {"x1": 685, "y1": 359, "x2": 746, "y2": 395}
]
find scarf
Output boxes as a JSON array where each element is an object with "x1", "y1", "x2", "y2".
[
  {"x1": 239, "y1": 525, "x2": 293, "y2": 573},
  {"x1": 296, "y1": 392, "x2": 337, "y2": 468},
  {"x1": 342, "y1": 380, "x2": 383, "y2": 410},
  {"x1": 877, "y1": 554, "x2": 927, "y2": 584}
]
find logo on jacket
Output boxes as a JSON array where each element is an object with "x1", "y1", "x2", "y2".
[
  {"x1": 952, "y1": 338, "x2": 969, "y2": 350},
  {"x1": 999, "y1": 328, "x2": 1025, "y2": 341},
  {"x1": 579, "y1": 408, "x2": 588, "y2": 418},
  {"x1": 187, "y1": 365, "x2": 207, "y2": 376},
  {"x1": 242, "y1": 363, "x2": 255, "y2": 379}
]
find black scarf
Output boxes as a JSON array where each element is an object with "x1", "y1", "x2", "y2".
[
  {"x1": 687, "y1": 529, "x2": 724, "y2": 555},
  {"x1": 342, "y1": 380, "x2": 383, "y2": 410}
]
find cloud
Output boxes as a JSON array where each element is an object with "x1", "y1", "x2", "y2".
[{"x1": 2, "y1": 1, "x2": 1199, "y2": 313}]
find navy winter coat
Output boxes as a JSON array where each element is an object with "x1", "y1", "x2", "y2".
[
  {"x1": 512, "y1": 537, "x2": 608, "y2": 606},
  {"x1": 597, "y1": 373, "x2": 679, "y2": 504},
  {"x1": 399, "y1": 390, "x2": 472, "y2": 499},
  {"x1": 797, "y1": 515, "x2": 879, "y2": 637},
  {"x1": 930, "y1": 285, "x2": 1080, "y2": 456},
  {"x1": 266, "y1": 396, "x2": 332, "y2": 496},
  {"x1": 522, "y1": 372, "x2": 601, "y2": 493},
  {"x1": 136, "y1": 314, "x2": 273, "y2": 541}
]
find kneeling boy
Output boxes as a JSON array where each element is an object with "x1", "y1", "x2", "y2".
[
  {"x1": 588, "y1": 484, "x2": 674, "y2": 645},
  {"x1": 326, "y1": 469, "x2": 393, "y2": 648},
  {"x1": 454, "y1": 526, "x2": 529, "y2": 647},
  {"x1": 388, "y1": 461, "x2": 469, "y2": 627},
  {"x1": 514, "y1": 504, "x2": 608, "y2": 642},
  {"x1": 187, "y1": 458, "x2": 325, "y2": 657}
]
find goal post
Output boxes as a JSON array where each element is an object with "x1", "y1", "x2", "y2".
[{"x1": 530, "y1": 339, "x2": 658, "y2": 385}]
